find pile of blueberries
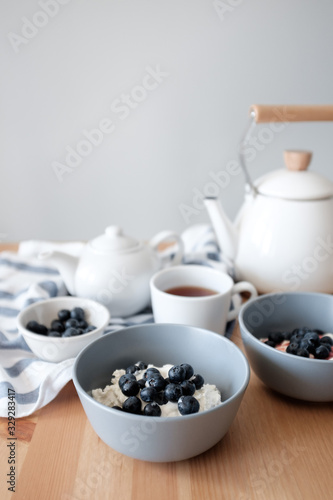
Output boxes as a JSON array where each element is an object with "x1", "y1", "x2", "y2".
[
  {"x1": 26, "y1": 307, "x2": 96, "y2": 338},
  {"x1": 265, "y1": 326, "x2": 333, "y2": 359},
  {"x1": 114, "y1": 362, "x2": 205, "y2": 416}
]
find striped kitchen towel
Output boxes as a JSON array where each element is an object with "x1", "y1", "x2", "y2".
[{"x1": 0, "y1": 225, "x2": 238, "y2": 418}]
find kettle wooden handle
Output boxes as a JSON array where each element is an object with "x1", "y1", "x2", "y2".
[{"x1": 250, "y1": 104, "x2": 333, "y2": 123}]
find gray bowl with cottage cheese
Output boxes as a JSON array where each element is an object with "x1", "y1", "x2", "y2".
[{"x1": 73, "y1": 323, "x2": 250, "y2": 462}]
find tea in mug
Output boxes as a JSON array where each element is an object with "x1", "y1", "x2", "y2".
[{"x1": 165, "y1": 286, "x2": 217, "y2": 297}]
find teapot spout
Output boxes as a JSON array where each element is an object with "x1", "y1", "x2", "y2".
[
  {"x1": 204, "y1": 197, "x2": 238, "y2": 260},
  {"x1": 38, "y1": 250, "x2": 78, "y2": 295}
]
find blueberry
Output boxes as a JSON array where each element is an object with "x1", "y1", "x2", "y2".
[
  {"x1": 180, "y1": 380, "x2": 196, "y2": 396},
  {"x1": 154, "y1": 391, "x2": 168, "y2": 405},
  {"x1": 314, "y1": 345, "x2": 330, "y2": 359},
  {"x1": 192, "y1": 374, "x2": 204, "y2": 390},
  {"x1": 51, "y1": 319, "x2": 65, "y2": 333},
  {"x1": 178, "y1": 396, "x2": 200, "y2": 415},
  {"x1": 140, "y1": 387, "x2": 157, "y2": 402},
  {"x1": 122, "y1": 396, "x2": 141, "y2": 414},
  {"x1": 286, "y1": 342, "x2": 299, "y2": 355},
  {"x1": 320, "y1": 336, "x2": 333, "y2": 347},
  {"x1": 303, "y1": 331, "x2": 320, "y2": 347},
  {"x1": 119, "y1": 373, "x2": 136, "y2": 389},
  {"x1": 138, "y1": 379, "x2": 146, "y2": 389},
  {"x1": 282, "y1": 331, "x2": 293, "y2": 341},
  {"x1": 48, "y1": 330, "x2": 62, "y2": 337},
  {"x1": 144, "y1": 402, "x2": 161, "y2": 417},
  {"x1": 70, "y1": 307, "x2": 85, "y2": 320},
  {"x1": 65, "y1": 318, "x2": 79, "y2": 329},
  {"x1": 165, "y1": 383, "x2": 183, "y2": 402},
  {"x1": 58, "y1": 309, "x2": 70, "y2": 322},
  {"x1": 63, "y1": 327, "x2": 80, "y2": 337},
  {"x1": 120, "y1": 379, "x2": 140, "y2": 397},
  {"x1": 143, "y1": 367, "x2": 160, "y2": 379},
  {"x1": 137, "y1": 361, "x2": 147, "y2": 370},
  {"x1": 180, "y1": 363, "x2": 194, "y2": 380},
  {"x1": 168, "y1": 365, "x2": 186, "y2": 383},
  {"x1": 85, "y1": 325, "x2": 96, "y2": 333},
  {"x1": 126, "y1": 365, "x2": 139, "y2": 374},
  {"x1": 27, "y1": 321, "x2": 48, "y2": 335},
  {"x1": 78, "y1": 320, "x2": 88, "y2": 329},
  {"x1": 264, "y1": 340, "x2": 276, "y2": 348},
  {"x1": 146, "y1": 375, "x2": 166, "y2": 392},
  {"x1": 268, "y1": 331, "x2": 284, "y2": 344},
  {"x1": 299, "y1": 339, "x2": 315, "y2": 355},
  {"x1": 290, "y1": 333, "x2": 304, "y2": 344},
  {"x1": 296, "y1": 348, "x2": 310, "y2": 358}
]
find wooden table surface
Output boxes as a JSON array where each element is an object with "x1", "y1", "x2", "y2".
[{"x1": 1, "y1": 244, "x2": 333, "y2": 500}]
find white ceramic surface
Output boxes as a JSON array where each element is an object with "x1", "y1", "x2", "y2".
[
  {"x1": 73, "y1": 323, "x2": 250, "y2": 462},
  {"x1": 38, "y1": 226, "x2": 184, "y2": 317},
  {"x1": 17, "y1": 297, "x2": 110, "y2": 362},
  {"x1": 150, "y1": 265, "x2": 257, "y2": 334},
  {"x1": 239, "y1": 292, "x2": 333, "y2": 402},
  {"x1": 204, "y1": 158, "x2": 333, "y2": 293}
]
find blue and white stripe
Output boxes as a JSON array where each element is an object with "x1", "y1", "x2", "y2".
[{"x1": 0, "y1": 227, "x2": 236, "y2": 418}]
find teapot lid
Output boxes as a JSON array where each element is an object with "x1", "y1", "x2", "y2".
[
  {"x1": 255, "y1": 151, "x2": 333, "y2": 200},
  {"x1": 90, "y1": 226, "x2": 140, "y2": 252}
]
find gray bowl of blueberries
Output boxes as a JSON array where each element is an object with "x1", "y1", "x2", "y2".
[
  {"x1": 72, "y1": 323, "x2": 250, "y2": 462},
  {"x1": 239, "y1": 292, "x2": 333, "y2": 402}
]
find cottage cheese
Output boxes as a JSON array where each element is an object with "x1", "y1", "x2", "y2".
[{"x1": 92, "y1": 363, "x2": 222, "y2": 417}]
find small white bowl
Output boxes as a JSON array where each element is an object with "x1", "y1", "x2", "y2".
[{"x1": 17, "y1": 297, "x2": 110, "y2": 362}]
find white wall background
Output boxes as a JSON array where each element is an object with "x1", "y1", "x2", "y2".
[{"x1": 1, "y1": 0, "x2": 333, "y2": 242}]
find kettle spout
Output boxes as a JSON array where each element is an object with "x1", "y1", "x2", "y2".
[
  {"x1": 38, "y1": 250, "x2": 78, "y2": 295},
  {"x1": 204, "y1": 197, "x2": 238, "y2": 260}
]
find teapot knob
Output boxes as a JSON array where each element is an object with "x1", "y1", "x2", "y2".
[
  {"x1": 284, "y1": 150, "x2": 312, "y2": 171},
  {"x1": 105, "y1": 226, "x2": 123, "y2": 237}
]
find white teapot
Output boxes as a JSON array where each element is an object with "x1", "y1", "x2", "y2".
[
  {"x1": 39, "y1": 226, "x2": 184, "y2": 317},
  {"x1": 205, "y1": 105, "x2": 333, "y2": 293}
]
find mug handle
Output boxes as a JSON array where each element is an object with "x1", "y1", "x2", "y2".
[
  {"x1": 149, "y1": 230, "x2": 184, "y2": 267},
  {"x1": 227, "y1": 281, "x2": 257, "y2": 322}
]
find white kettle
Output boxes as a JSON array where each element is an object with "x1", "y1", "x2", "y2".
[{"x1": 205, "y1": 104, "x2": 333, "y2": 293}]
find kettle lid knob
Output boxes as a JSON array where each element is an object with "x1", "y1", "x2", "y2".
[{"x1": 284, "y1": 150, "x2": 312, "y2": 171}]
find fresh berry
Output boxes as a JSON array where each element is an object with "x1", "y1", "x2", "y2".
[
  {"x1": 63, "y1": 327, "x2": 80, "y2": 337},
  {"x1": 48, "y1": 330, "x2": 62, "y2": 337},
  {"x1": 119, "y1": 373, "x2": 136, "y2": 389},
  {"x1": 165, "y1": 383, "x2": 183, "y2": 402},
  {"x1": 179, "y1": 363, "x2": 193, "y2": 380},
  {"x1": 168, "y1": 365, "x2": 186, "y2": 383},
  {"x1": 146, "y1": 374, "x2": 166, "y2": 392},
  {"x1": 26, "y1": 321, "x2": 48, "y2": 335},
  {"x1": 296, "y1": 348, "x2": 310, "y2": 358},
  {"x1": 120, "y1": 379, "x2": 140, "y2": 397},
  {"x1": 140, "y1": 387, "x2": 157, "y2": 402},
  {"x1": 58, "y1": 309, "x2": 70, "y2": 322},
  {"x1": 138, "y1": 379, "x2": 146, "y2": 389},
  {"x1": 265, "y1": 340, "x2": 276, "y2": 348},
  {"x1": 65, "y1": 318, "x2": 79, "y2": 329},
  {"x1": 299, "y1": 339, "x2": 315, "y2": 355},
  {"x1": 143, "y1": 367, "x2": 160, "y2": 379},
  {"x1": 70, "y1": 307, "x2": 85, "y2": 320},
  {"x1": 180, "y1": 380, "x2": 196, "y2": 396},
  {"x1": 137, "y1": 361, "x2": 147, "y2": 370},
  {"x1": 192, "y1": 374, "x2": 204, "y2": 389},
  {"x1": 154, "y1": 391, "x2": 168, "y2": 405},
  {"x1": 78, "y1": 320, "x2": 88, "y2": 329},
  {"x1": 144, "y1": 402, "x2": 161, "y2": 417},
  {"x1": 126, "y1": 364, "x2": 139, "y2": 374},
  {"x1": 303, "y1": 331, "x2": 320, "y2": 347},
  {"x1": 286, "y1": 342, "x2": 299, "y2": 355},
  {"x1": 122, "y1": 396, "x2": 141, "y2": 414},
  {"x1": 320, "y1": 336, "x2": 333, "y2": 347},
  {"x1": 314, "y1": 345, "x2": 330, "y2": 359},
  {"x1": 85, "y1": 325, "x2": 96, "y2": 332},
  {"x1": 51, "y1": 319, "x2": 65, "y2": 333},
  {"x1": 178, "y1": 396, "x2": 200, "y2": 415},
  {"x1": 268, "y1": 331, "x2": 284, "y2": 343}
]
